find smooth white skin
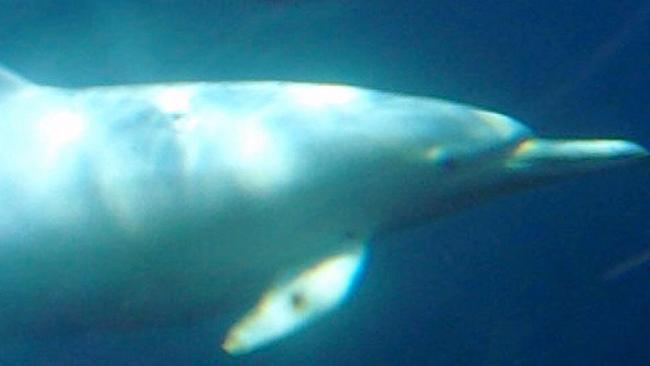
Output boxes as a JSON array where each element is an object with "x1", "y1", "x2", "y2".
[{"x1": 0, "y1": 70, "x2": 646, "y2": 346}]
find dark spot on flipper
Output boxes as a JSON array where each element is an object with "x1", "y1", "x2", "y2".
[{"x1": 290, "y1": 291, "x2": 308, "y2": 312}]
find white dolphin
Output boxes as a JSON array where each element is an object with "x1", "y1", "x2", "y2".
[{"x1": 0, "y1": 65, "x2": 646, "y2": 355}]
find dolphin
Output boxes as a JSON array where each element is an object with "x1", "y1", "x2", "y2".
[{"x1": 0, "y1": 65, "x2": 646, "y2": 355}]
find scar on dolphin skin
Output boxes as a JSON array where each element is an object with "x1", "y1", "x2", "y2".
[{"x1": 602, "y1": 247, "x2": 650, "y2": 281}]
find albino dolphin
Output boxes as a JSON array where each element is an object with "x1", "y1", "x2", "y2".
[{"x1": 0, "y1": 65, "x2": 646, "y2": 355}]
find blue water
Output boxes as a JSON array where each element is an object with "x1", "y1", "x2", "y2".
[{"x1": 0, "y1": 1, "x2": 648, "y2": 365}]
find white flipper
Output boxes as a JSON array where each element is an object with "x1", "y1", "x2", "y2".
[{"x1": 222, "y1": 245, "x2": 367, "y2": 355}]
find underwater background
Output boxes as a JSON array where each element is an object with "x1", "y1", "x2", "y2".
[{"x1": 0, "y1": 0, "x2": 648, "y2": 365}]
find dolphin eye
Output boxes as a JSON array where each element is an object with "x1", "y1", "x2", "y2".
[{"x1": 439, "y1": 155, "x2": 458, "y2": 172}]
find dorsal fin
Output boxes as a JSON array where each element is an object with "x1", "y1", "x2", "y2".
[{"x1": 0, "y1": 65, "x2": 33, "y2": 94}]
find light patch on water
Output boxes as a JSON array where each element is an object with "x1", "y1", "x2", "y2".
[{"x1": 603, "y1": 247, "x2": 650, "y2": 281}]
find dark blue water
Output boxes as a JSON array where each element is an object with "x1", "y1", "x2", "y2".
[{"x1": 0, "y1": 1, "x2": 648, "y2": 365}]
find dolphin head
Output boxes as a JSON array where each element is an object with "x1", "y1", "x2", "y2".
[{"x1": 340, "y1": 91, "x2": 648, "y2": 230}]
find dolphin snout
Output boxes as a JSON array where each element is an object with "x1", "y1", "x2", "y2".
[{"x1": 508, "y1": 138, "x2": 649, "y2": 175}]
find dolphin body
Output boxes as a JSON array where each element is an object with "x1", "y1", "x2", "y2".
[{"x1": 0, "y1": 66, "x2": 646, "y2": 354}]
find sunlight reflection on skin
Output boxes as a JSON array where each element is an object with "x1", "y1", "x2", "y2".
[
  {"x1": 287, "y1": 84, "x2": 358, "y2": 107},
  {"x1": 153, "y1": 86, "x2": 193, "y2": 114},
  {"x1": 37, "y1": 109, "x2": 86, "y2": 163},
  {"x1": 231, "y1": 118, "x2": 292, "y2": 192}
]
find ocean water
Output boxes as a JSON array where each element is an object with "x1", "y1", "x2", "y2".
[{"x1": 0, "y1": 1, "x2": 648, "y2": 365}]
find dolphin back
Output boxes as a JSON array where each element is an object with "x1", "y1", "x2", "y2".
[{"x1": 0, "y1": 65, "x2": 34, "y2": 97}]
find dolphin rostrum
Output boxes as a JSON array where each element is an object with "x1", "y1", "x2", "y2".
[{"x1": 0, "y1": 65, "x2": 646, "y2": 355}]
